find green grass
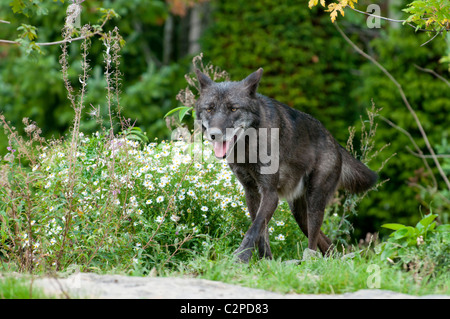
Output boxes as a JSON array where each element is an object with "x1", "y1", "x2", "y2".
[
  {"x1": 2, "y1": 250, "x2": 448, "y2": 298},
  {"x1": 163, "y1": 248, "x2": 450, "y2": 296},
  {"x1": 0, "y1": 276, "x2": 51, "y2": 299}
]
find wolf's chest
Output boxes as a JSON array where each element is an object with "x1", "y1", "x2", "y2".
[{"x1": 277, "y1": 167, "x2": 306, "y2": 202}]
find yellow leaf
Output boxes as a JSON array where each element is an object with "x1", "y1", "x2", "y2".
[
  {"x1": 325, "y1": 2, "x2": 335, "y2": 12},
  {"x1": 320, "y1": 0, "x2": 326, "y2": 7},
  {"x1": 330, "y1": 10, "x2": 338, "y2": 23},
  {"x1": 426, "y1": 18, "x2": 435, "y2": 27},
  {"x1": 348, "y1": 0, "x2": 358, "y2": 9},
  {"x1": 308, "y1": 0, "x2": 319, "y2": 9},
  {"x1": 326, "y1": 2, "x2": 346, "y2": 23}
]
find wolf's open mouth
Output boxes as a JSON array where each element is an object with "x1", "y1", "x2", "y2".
[
  {"x1": 212, "y1": 133, "x2": 241, "y2": 159},
  {"x1": 212, "y1": 140, "x2": 231, "y2": 159}
]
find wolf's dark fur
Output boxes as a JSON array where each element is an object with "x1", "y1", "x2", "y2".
[{"x1": 195, "y1": 68, "x2": 378, "y2": 262}]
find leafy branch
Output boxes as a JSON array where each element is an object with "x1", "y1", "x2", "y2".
[
  {"x1": 309, "y1": 0, "x2": 450, "y2": 33},
  {"x1": 9, "y1": 0, "x2": 65, "y2": 17},
  {"x1": 403, "y1": 0, "x2": 450, "y2": 32},
  {"x1": 0, "y1": 2, "x2": 120, "y2": 54}
]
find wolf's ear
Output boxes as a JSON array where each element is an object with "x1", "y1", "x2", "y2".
[
  {"x1": 243, "y1": 68, "x2": 263, "y2": 97},
  {"x1": 195, "y1": 69, "x2": 214, "y2": 93}
]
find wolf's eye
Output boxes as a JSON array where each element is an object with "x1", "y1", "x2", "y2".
[
  {"x1": 231, "y1": 107, "x2": 237, "y2": 112},
  {"x1": 206, "y1": 108, "x2": 212, "y2": 113}
]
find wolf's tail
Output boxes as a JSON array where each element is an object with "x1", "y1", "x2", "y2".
[{"x1": 339, "y1": 146, "x2": 378, "y2": 194}]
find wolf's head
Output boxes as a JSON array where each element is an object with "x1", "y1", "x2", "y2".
[{"x1": 195, "y1": 68, "x2": 263, "y2": 159}]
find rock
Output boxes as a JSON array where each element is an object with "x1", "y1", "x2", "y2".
[
  {"x1": 34, "y1": 273, "x2": 285, "y2": 299},
  {"x1": 31, "y1": 273, "x2": 449, "y2": 299},
  {"x1": 302, "y1": 248, "x2": 320, "y2": 261},
  {"x1": 283, "y1": 259, "x2": 301, "y2": 265}
]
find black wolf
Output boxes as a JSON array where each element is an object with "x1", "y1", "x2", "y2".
[{"x1": 195, "y1": 68, "x2": 378, "y2": 262}]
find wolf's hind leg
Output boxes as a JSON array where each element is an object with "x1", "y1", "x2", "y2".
[
  {"x1": 303, "y1": 165, "x2": 340, "y2": 255},
  {"x1": 289, "y1": 196, "x2": 333, "y2": 256}
]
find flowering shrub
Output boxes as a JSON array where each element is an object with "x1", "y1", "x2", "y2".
[{"x1": 0, "y1": 130, "x2": 308, "y2": 274}]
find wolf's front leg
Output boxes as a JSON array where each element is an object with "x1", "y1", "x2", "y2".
[{"x1": 234, "y1": 191, "x2": 278, "y2": 263}]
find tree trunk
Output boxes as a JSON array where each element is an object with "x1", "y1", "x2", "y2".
[
  {"x1": 163, "y1": 13, "x2": 174, "y2": 65},
  {"x1": 188, "y1": 4, "x2": 202, "y2": 56}
]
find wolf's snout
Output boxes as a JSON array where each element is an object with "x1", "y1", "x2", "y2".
[{"x1": 208, "y1": 128, "x2": 223, "y2": 141}]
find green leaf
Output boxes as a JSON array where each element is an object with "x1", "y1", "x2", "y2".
[
  {"x1": 178, "y1": 106, "x2": 193, "y2": 122},
  {"x1": 380, "y1": 244, "x2": 397, "y2": 260},
  {"x1": 97, "y1": 8, "x2": 120, "y2": 22},
  {"x1": 416, "y1": 214, "x2": 438, "y2": 230},
  {"x1": 125, "y1": 127, "x2": 149, "y2": 144},
  {"x1": 436, "y1": 224, "x2": 450, "y2": 233},
  {"x1": 10, "y1": 0, "x2": 26, "y2": 14},
  {"x1": 36, "y1": 6, "x2": 48, "y2": 16},
  {"x1": 17, "y1": 24, "x2": 38, "y2": 41},
  {"x1": 381, "y1": 223, "x2": 406, "y2": 231},
  {"x1": 164, "y1": 106, "x2": 192, "y2": 119},
  {"x1": 393, "y1": 227, "x2": 414, "y2": 240}
]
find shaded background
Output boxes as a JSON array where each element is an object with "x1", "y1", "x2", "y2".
[{"x1": 1, "y1": 0, "x2": 449, "y2": 240}]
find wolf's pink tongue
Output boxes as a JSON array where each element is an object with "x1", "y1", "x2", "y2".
[{"x1": 213, "y1": 141, "x2": 230, "y2": 158}]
